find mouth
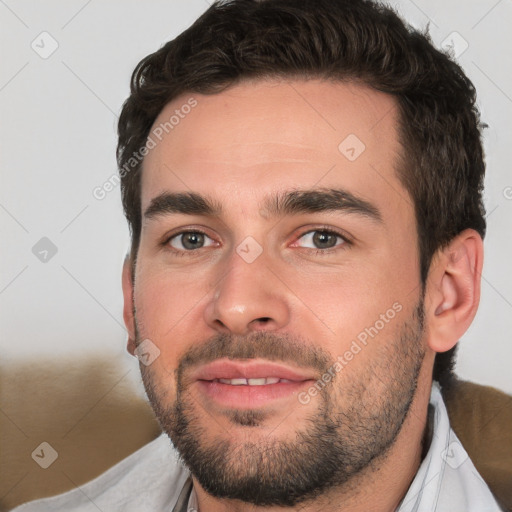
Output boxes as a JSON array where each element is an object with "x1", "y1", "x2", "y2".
[
  {"x1": 190, "y1": 358, "x2": 316, "y2": 409},
  {"x1": 212, "y1": 377, "x2": 293, "y2": 385}
]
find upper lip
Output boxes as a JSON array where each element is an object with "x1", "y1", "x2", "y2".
[{"x1": 190, "y1": 358, "x2": 316, "y2": 382}]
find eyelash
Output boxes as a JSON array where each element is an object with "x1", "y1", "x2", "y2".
[
  {"x1": 160, "y1": 228, "x2": 213, "y2": 257},
  {"x1": 292, "y1": 226, "x2": 351, "y2": 256},
  {"x1": 161, "y1": 226, "x2": 352, "y2": 256}
]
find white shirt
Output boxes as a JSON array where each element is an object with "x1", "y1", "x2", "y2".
[{"x1": 12, "y1": 381, "x2": 503, "y2": 512}]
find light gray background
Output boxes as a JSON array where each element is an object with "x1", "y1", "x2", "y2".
[{"x1": 1, "y1": 0, "x2": 511, "y2": 393}]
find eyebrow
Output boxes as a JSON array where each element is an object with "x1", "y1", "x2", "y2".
[
  {"x1": 143, "y1": 188, "x2": 382, "y2": 224},
  {"x1": 144, "y1": 192, "x2": 221, "y2": 220},
  {"x1": 263, "y1": 188, "x2": 382, "y2": 223}
]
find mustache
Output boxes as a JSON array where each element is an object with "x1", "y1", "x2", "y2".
[{"x1": 177, "y1": 331, "x2": 332, "y2": 378}]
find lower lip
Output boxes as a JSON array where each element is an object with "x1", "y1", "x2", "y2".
[{"x1": 195, "y1": 380, "x2": 312, "y2": 409}]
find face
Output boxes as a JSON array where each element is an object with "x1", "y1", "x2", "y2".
[{"x1": 126, "y1": 79, "x2": 427, "y2": 506}]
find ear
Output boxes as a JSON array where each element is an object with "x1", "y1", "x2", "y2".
[
  {"x1": 424, "y1": 229, "x2": 483, "y2": 353},
  {"x1": 122, "y1": 255, "x2": 137, "y2": 356}
]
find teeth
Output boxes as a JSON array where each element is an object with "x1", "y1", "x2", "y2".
[
  {"x1": 216, "y1": 377, "x2": 291, "y2": 386},
  {"x1": 248, "y1": 378, "x2": 267, "y2": 385},
  {"x1": 230, "y1": 378, "x2": 248, "y2": 385}
]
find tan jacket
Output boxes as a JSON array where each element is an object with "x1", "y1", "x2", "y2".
[{"x1": 442, "y1": 379, "x2": 512, "y2": 511}]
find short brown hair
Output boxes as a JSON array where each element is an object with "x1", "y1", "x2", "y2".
[{"x1": 117, "y1": 0, "x2": 486, "y2": 387}]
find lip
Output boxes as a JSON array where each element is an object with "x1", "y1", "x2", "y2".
[
  {"x1": 190, "y1": 358, "x2": 316, "y2": 410},
  {"x1": 190, "y1": 358, "x2": 316, "y2": 382}
]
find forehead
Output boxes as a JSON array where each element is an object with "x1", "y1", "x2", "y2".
[{"x1": 140, "y1": 79, "x2": 409, "y2": 219}]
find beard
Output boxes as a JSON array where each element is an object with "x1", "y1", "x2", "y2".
[{"x1": 137, "y1": 297, "x2": 425, "y2": 507}]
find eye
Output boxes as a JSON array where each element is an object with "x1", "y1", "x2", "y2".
[
  {"x1": 295, "y1": 230, "x2": 347, "y2": 250},
  {"x1": 168, "y1": 231, "x2": 216, "y2": 251}
]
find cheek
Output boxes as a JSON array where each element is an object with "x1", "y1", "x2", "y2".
[
  {"x1": 286, "y1": 255, "x2": 414, "y2": 355},
  {"x1": 133, "y1": 266, "x2": 210, "y2": 358}
]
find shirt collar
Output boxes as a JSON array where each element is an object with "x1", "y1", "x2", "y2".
[{"x1": 397, "y1": 381, "x2": 502, "y2": 511}]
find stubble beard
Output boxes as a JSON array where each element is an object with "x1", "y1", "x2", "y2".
[{"x1": 138, "y1": 298, "x2": 425, "y2": 507}]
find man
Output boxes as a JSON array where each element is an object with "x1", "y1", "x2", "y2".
[{"x1": 13, "y1": 0, "x2": 509, "y2": 510}]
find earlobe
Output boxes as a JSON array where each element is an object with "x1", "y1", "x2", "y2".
[
  {"x1": 122, "y1": 255, "x2": 137, "y2": 356},
  {"x1": 425, "y1": 229, "x2": 483, "y2": 353}
]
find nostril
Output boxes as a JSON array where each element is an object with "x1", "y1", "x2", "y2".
[
  {"x1": 256, "y1": 317, "x2": 271, "y2": 324},
  {"x1": 214, "y1": 319, "x2": 228, "y2": 329}
]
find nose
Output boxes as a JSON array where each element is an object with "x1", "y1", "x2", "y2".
[{"x1": 203, "y1": 249, "x2": 291, "y2": 335}]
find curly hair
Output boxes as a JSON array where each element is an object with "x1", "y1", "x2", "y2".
[{"x1": 117, "y1": 0, "x2": 486, "y2": 389}]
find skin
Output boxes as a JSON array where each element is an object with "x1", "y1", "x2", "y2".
[{"x1": 122, "y1": 79, "x2": 483, "y2": 512}]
